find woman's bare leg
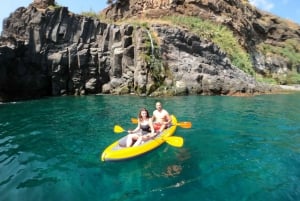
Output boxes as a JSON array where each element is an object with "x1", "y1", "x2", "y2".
[
  {"x1": 133, "y1": 136, "x2": 143, "y2": 146},
  {"x1": 126, "y1": 134, "x2": 139, "y2": 147}
]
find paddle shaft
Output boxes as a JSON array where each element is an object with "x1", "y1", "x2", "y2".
[{"x1": 130, "y1": 118, "x2": 192, "y2": 128}]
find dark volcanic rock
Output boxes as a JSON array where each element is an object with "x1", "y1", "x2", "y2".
[{"x1": 0, "y1": 1, "x2": 283, "y2": 102}]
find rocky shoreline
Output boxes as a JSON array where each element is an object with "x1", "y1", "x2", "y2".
[
  {"x1": 278, "y1": 85, "x2": 300, "y2": 91},
  {"x1": 1, "y1": 0, "x2": 300, "y2": 102}
]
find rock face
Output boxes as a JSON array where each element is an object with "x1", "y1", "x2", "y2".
[
  {"x1": 104, "y1": 0, "x2": 300, "y2": 80},
  {"x1": 33, "y1": 0, "x2": 55, "y2": 9},
  {"x1": 0, "y1": 1, "x2": 285, "y2": 101},
  {"x1": 153, "y1": 25, "x2": 268, "y2": 95}
]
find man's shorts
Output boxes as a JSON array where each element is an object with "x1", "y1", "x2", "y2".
[{"x1": 153, "y1": 122, "x2": 162, "y2": 131}]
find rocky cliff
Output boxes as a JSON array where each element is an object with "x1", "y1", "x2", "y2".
[
  {"x1": 103, "y1": 0, "x2": 300, "y2": 77},
  {"x1": 1, "y1": 0, "x2": 297, "y2": 102}
]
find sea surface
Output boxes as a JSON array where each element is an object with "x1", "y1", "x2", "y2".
[{"x1": 1, "y1": 93, "x2": 300, "y2": 201}]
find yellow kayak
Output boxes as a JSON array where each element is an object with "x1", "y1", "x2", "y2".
[{"x1": 101, "y1": 115, "x2": 177, "y2": 161}]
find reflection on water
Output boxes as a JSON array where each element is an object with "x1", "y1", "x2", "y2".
[{"x1": 1, "y1": 94, "x2": 300, "y2": 201}]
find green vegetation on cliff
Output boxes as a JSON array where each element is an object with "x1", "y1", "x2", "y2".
[
  {"x1": 81, "y1": 11, "x2": 300, "y2": 84},
  {"x1": 163, "y1": 15, "x2": 255, "y2": 76},
  {"x1": 258, "y1": 39, "x2": 300, "y2": 84}
]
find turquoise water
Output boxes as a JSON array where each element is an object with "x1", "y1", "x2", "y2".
[{"x1": 1, "y1": 94, "x2": 300, "y2": 201}]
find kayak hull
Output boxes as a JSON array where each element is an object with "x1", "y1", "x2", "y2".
[{"x1": 101, "y1": 115, "x2": 177, "y2": 161}]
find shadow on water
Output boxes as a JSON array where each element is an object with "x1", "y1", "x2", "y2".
[{"x1": 100, "y1": 143, "x2": 203, "y2": 201}]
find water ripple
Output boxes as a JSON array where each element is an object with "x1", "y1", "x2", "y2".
[{"x1": 1, "y1": 95, "x2": 300, "y2": 201}]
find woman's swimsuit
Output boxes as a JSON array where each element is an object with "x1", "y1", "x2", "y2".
[{"x1": 140, "y1": 123, "x2": 150, "y2": 135}]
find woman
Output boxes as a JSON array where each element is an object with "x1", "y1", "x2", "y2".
[{"x1": 126, "y1": 108, "x2": 156, "y2": 147}]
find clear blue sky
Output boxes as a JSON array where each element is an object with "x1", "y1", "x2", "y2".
[
  {"x1": 249, "y1": 0, "x2": 300, "y2": 24},
  {"x1": 1, "y1": 0, "x2": 300, "y2": 33}
]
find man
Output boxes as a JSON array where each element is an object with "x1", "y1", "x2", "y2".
[{"x1": 152, "y1": 102, "x2": 171, "y2": 132}]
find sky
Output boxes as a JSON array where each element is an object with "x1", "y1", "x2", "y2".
[
  {"x1": 249, "y1": 0, "x2": 300, "y2": 24},
  {"x1": 0, "y1": 0, "x2": 300, "y2": 33}
]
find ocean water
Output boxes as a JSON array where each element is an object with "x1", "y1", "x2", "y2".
[{"x1": 1, "y1": 93, "x2": 300, "y2": 201}]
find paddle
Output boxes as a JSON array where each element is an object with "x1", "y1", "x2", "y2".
[
  {"x1": 165, "y1": 136, "x2": 184, "y2": 147},
  {"x1": 130, "y1": 118, "x2": 192, "y2": 128},
  {"x1": 114, "y1": 125, "x2": 127, "y2": 133},
  {"x1": 113, "y1": 125, "x2": 184, "y2": 147}
]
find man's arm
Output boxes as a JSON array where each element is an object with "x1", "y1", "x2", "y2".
[
  {"x1": 152, "y1": 110, "x2": 157, "y2": 122},
  {"x1": 165, "y1": 110, "x2": 171, "y2": 125}
]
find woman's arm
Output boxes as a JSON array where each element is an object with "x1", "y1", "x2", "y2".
[{"x1": 128, "y1": 120, "x2": 140, "y2": 133}]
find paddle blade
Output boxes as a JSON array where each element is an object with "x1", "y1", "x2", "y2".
[
  {"x1": 165, "y1": 136, "x2": 184, "y2": 147},
  {"x1": 114, "y1": 125, "x2": 125, "y2": 133},
  {"x1": 177, "y1": 122, "x2": 192, "y2": 128},
  {"x1": 131, "y1": 118, "x2": 138, "y2": 124}
]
